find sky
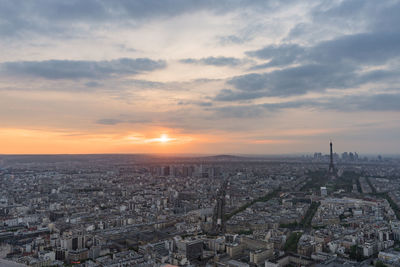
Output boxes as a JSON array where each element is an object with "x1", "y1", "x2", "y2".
[{"x1": 0, "y1": 0, "x2": 400, "y2": 155}]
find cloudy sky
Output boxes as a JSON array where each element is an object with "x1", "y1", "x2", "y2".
[{"x1": 1, "y1": 0, "x2": 400, "y2": 154}]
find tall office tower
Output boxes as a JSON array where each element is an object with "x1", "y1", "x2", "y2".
[
  {"x1": 163, "y1": 166, "x2": 170, "y2": 176},
  {"x1": 211, "y1": 179, "x2": 227, "y2": 235},
  {"x1": 328, "y1": 141, "x2": 335, "y2": 173},
  {"x1": 182, "y1": 166, "x2": 189, "y2": 177}
]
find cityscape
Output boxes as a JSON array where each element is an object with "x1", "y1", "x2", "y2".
[
  {"x1": 1, "y1": 0, "x2": 400, "y2": 266},
  {"x1": 2, "y1": 144, "x2": 400, "y2": 266}
]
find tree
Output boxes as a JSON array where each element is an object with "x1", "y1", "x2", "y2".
[{"x1": 375, "y1": 260, "x2": 388, "y2": 267}]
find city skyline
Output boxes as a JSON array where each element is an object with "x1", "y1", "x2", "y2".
[{"x1": 1, "y1": 0, "x2": 400, "y2": 154}]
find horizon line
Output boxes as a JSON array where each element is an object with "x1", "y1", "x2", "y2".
[{"x1": 0, "y1": 152, "x2": 397, "y2": 157}]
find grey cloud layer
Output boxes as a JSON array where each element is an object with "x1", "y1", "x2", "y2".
[
  {"x1": 213, "y1": 93, "x2": 400, "y2": 118},
  {"x1": 96, "y1": 118, "x2": 150, "y2": 125},
  {"x1": 249, "y1": 32, "x2": 400, "y2": 68},
  {"x1": 215, "y1": 0, "x2": 400, "y2": 101},
  {"x1": 311, "y1": 0, "x2": 400, "y2": 33},
  {"x1": 0, "y1": 0, "x2": 289, "y2": 37},
  {"x1": 180, "y1": 57, "x2": 243, "y2": 67},
  {"x1": 218, "y1": 63, "x2": 358, "y2": 99},
  {"x1": 1, "y1": 0, "x2": 400, "y2": 138},
  {"x1": 96, "y1": 119, "x2": 123, "y2": 125},
  {"x1": 247, "y1": 44, "x2": 305, "y2": 68},
  {"x1": 1, "y1": 58, "x2": 166, "y2": 80}
]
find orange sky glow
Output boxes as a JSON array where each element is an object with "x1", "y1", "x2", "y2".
[
  {"x1": 0, "y1": 128, "x2": 299, "y2": 154},
  {"x1": 0, "y1": 128, "x2": 198, "y2": 154},
  {"x1": 1, "y1": 1, "x2": 400, "y2": 154}
]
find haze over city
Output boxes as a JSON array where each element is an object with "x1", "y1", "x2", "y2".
[{"x1": 1, "y1": 0, "x2": 400, "y2": 155}]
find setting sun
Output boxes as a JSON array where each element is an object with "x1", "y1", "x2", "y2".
[{"x1": 158, "y1": 134, "x2": 170, "y2": 143}]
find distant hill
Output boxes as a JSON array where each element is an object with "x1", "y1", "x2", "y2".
[{"x1": 200, "y1": 154, "x2": 248, "y2": 161}]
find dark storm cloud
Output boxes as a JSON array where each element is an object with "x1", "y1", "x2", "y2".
[
  {"x1": 0, "y1": 58, "x2": 166, "y2": 80},
  {"x1": 180, "y1": 57, "x2": 243, "y2": 67}
]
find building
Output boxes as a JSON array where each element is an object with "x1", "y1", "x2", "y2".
[
  {"x1": 211, "y1": 179, "x2": 228, "y2": 235},
  {"x1": 328, "y1": 141, "x2": 335, "y2": 174},
  {"x1": 321, "y1": 187, "x2": 328, "y2": 197},
  {"x1": 176, "y1": 239, "x2": 203, "y2": 261}
]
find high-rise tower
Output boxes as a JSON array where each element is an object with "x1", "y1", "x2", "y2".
[
  {"x1": 211, "y1": 179, "x2": 227, "y2": 235},
  {"x1": 328, "y1": 141, "x2": 335, "y2": 173}
]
